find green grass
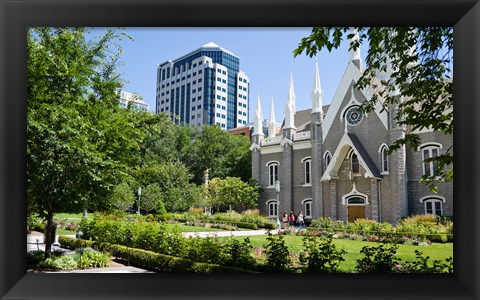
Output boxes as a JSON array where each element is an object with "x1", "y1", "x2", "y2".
[
  {"x1": 54, "y1": 213, "x2": 84, "y2": 219},
  {"x1": 221, "y1": 235, "x2": 453, "y2": 272},
  {"x1": 55, "y1": 229, "x2": 77, "y2": 235}
]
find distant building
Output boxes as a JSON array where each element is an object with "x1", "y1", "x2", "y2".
[
  {"x1": 117, "y1": 90, "x2": 149, "y2": 111},
  {"x1": 251, "y1": 31, "x2": 452, "y2": 224},
  {"x1": 156, "y1": 42, "x2": 249, "y2": 130},
  {"x1": 229, "y1": 120, "x2": 282, "y2": 141}
]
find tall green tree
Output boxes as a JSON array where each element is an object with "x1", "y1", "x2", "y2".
[
  {"x1": 140, "y1": 183, "x2": 165, "y2": 214},
  {"x1": 204, "y1": 177, "x2": 259, "y2": 212},
  {"x1": 27, "y1": 27, "x2": 136, "y2": 257},
  {"x1": 189, "y1": 125, "x2": 252, "y2": 184},
  {"x1": 294, "y1": 27, "x2": 453, "y2": 192},
  {"x1": 110, "y1": 183, "x2": 136, "y2": 211}
]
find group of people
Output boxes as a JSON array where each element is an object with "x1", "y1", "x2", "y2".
[{"x1": 281, "y1": 210, "x2": 304, "y2": 230}]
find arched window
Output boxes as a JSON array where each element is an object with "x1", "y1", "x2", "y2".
[
  {"x1": 301, "y1": 199, "x2": 312, "y2": 218},
  {"x1": 351, "y1": 153, "x2": 360, "y2": 174},
  {"x1": 420, "y1": 196, "x2": 445, "y2": 216},
  {"x1": 420, "y1": 143, "x2": 442, "y2": 176},
  {"x1": 346, "y1": 196, "x2": 366, "y2": 205},
  {"x1": 266, "y1": 161, "x2": 279, "y2": 187},
  {"x1": 266, "y1": 200, "x2": 278, "y2": 217},
  {"x1": 379, "y1": 144, "x2": 389, "y2": 173},
  {"x1": 324, "y1": 151, "x2": 332, "y2": 172},
  {"x1": 302, "y1": 157, "x2": 312, "y2": 185}
]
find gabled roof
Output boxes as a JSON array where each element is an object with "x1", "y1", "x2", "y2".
[
  {"x1": 322, "y1": 61, "x2": 388, "y2": 141},
  {"x1": 280, "y1": 105, "x2": 330, "y2": 132},
  {"x1": 321, "y1": 132, "x2": 382, "y2": 181}
]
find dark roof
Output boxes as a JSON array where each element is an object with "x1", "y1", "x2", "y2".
[
  {"x1": 280, "y1": 105, "x2": 330, "y2": 132},
  {"x1": 347, "y1": 133, "x2": 382, "y2": 179}
]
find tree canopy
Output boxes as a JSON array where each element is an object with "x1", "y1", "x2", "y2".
[{"x1": 294, "y1": 27, "x2": 453, "y2": 192}]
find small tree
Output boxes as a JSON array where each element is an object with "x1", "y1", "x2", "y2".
[
  {"x1": 300, "y1": 235, "x2": 346, "y2": 273},
  {"x1": 264, "y1": 233, "x2": 291, "y2": 272},
  {"x1": 110, "y1": 183, "x2": 136, "y2": 212},
  {"x1": 141, "y1": 183, "x2": 164, "y2": 214},
  {"x1": 205, "y1": 177, "x2": 260, "y2": 212}
]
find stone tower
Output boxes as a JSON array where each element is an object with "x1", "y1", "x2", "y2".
[{"x1": 310, "y1": 59, "x2": 325, "y2": 218}]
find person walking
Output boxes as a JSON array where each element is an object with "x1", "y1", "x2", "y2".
[
  {"x1": 289, "y1": 211, "x2": 295, "y2": 228},
  {"x1": 282, "y1": 211, "x2": 288, "y2": 230},
  {"x1": 297, "y1": 211, "x2": 304, "y2": 229}
]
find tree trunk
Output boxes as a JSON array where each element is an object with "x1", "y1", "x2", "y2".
[{"x1": 44, "y1": 212, "x2": 54, "y2": 259}]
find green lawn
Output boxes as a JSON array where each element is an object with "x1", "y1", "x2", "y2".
[
  {"x1": 54, "y1": 213, "x2": 84, "y2": 219},
  {"x1": 222, "y1": 235, "x2": 453, "y2": 273}
]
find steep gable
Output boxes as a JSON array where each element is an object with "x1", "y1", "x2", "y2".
[
  {"x1": 322, "y1": 61, "x2": 388, "y2": 141},
  {"x1": 321, "y1": 132, "x2": 382, "y2": 181}
]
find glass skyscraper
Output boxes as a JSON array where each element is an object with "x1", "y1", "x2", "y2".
[{"x1": 156, "y1": 42, "x2": 249, "y2": 130}]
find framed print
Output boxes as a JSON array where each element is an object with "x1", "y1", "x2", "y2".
[{"x1": 1, "y1": 0, "x2": 479, "y2": 299}]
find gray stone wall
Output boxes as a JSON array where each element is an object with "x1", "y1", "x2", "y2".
[{"x1": 406, "y1": 131, "x2": 453, "y2": 217}]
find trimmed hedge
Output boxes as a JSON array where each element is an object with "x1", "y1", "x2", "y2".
[{"x1": 59, "y1": 236, "x2": 255, "y2": 273}]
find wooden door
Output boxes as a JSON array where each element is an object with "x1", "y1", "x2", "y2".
[{"x1": 348, "y1": 206, "x2": 365, "y2": 222}]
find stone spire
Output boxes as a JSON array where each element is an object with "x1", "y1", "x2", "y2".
[
  {"x1": 284, "y1": 79, "x2": 296, "y2": 130},
  {"x1": 349, "y1": 28, "x2": 362, "y2": 70},
  {"x1": 253, "y1": 94, "x2": 264, "y2": 136},
  {"x1": 268, "y1": 97, "x2": 277, "y2": 138},
  {"x1": 290, "y1": 73, "x2": 296, "y2": 113},
  {"x1": 311, "y1": 59, "x2": 324, "y2": 118}
]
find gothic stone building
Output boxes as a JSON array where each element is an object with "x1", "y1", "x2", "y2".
[{"x1": 250, "y1": 47, "x2": 452, "y2": 224}]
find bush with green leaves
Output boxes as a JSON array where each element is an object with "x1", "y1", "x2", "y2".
[
  {"x1": 355, "y1": 243, "x2": 400, "y2": 273},
  {"x1": 394, "y1": 250, "x2": 453, "y2": 273},
  {"x1": 38, "y1": 255, "x2": 77, "y2": 270},
  {"x1": 263, "y1": 233, "x2": 291, "y2": 272},
  {"x1": 300, "y1": 235, "x2": 346, "y2": 273},
  {"x1": 185, "y1": 236, "x2": 224, "y2": 264},
  {"x1": 309, "y1": 215, "x2": 452, "y2": 244},
  {"x1": 222, "y1": 237, "x2": 257, "y2": 270},
  {"x1": 27, "y1": 250, "x2": 46, "y2": 265},
  {"x1": 58, "y1": 236, "x2": 254, "y2": 273},
  {"x1": 74, "y1": 248, "x2": 110, "y2": 269}
]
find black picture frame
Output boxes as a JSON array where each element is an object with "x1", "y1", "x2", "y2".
[{"x1": 1, "y1": 0, "x2": 479, "y2": 299}]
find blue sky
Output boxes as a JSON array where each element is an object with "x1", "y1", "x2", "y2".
[{"x1": 112, "y1": 28, "x2": 367, "y2": 122}]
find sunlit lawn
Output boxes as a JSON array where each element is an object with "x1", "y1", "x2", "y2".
[{"x1": 222, "y1": 235, "x2": 453, "y2": 272}]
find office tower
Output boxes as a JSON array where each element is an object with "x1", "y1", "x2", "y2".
[
  {"x1": 117, "y1": 90, "x2": 149, "y2": 111},
  {"x1": 156, "y1": 42, "x2": 249, "y2": 130}
]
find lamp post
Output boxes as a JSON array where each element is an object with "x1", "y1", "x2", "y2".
[
  {"x1": 137, "y1": 187, "x2": 142, "y2": 215},
  {"x1": 275, "y1": 180, "x2": 281, "y2": 230}
]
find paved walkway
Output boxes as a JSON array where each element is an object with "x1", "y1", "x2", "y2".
[{"x1": 182, "y1": 229, "x2": 280, "y2": 238}]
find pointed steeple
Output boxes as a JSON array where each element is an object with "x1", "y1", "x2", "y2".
[
  {"x1": 284, "y1": 80, "x2": 296, "y2": 130},
  {"x1": 290, "y1": 73, "x2": 296, "y2": 114},
  {"x1": 349, "y1": 28, "x2": 362, "y2": 70},
  {"x1": 311, "y1": 59, "x2": 324, "y2": 118},
  {"x1": 253, "y1": 94, "x2": 264, "y2": 136},
  {"x1": 268, "y1": 97, "x2": 277, "y2": 138}
]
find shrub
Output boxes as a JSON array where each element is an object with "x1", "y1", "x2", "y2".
[
  {"x1": 300, "y1": 235, "x2": 346, "y2": 273},
  {"x1": 157, "y1": 213, "x2": 173, "y2": 222},
  {"x1": 243, "y1": 209, "x2": 260, "y2": 216},
  {"x1": 189, "y1": 207, "x2": 204, "y2": 215},
  {"x1": 356, "y1": 243, "x2": 400, "y2": 273},
  {"x1": 395, "y1": 250, "x2": 453, "y2": 273},
  {"x1": 76, "y1": 250, "x2": 110, "y2": 269},
  {"x1": 38, "y1": 255, "x2": 77, "y2": 270},
  {"x1": 222, "y1": 237, "x2": 256, "y2": 270},
  {"x1": 185, "y1": 236, "x2": 224, "y2": 264},
  {"x1": 27, "y1": 250, "x2": 45, "y2": 265},
  {"x1": 234, "y1": 222, "x2": 257, "y2": 230},
  {"x1": 145, "y1": 214, "x2": 157, "y2": 222},
  {"x1": 264, "y1": 233, "x2": 291, "y2": 272},
  {"x1": 59, "y1": 236, "x2": 254, "y2": 273}
]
